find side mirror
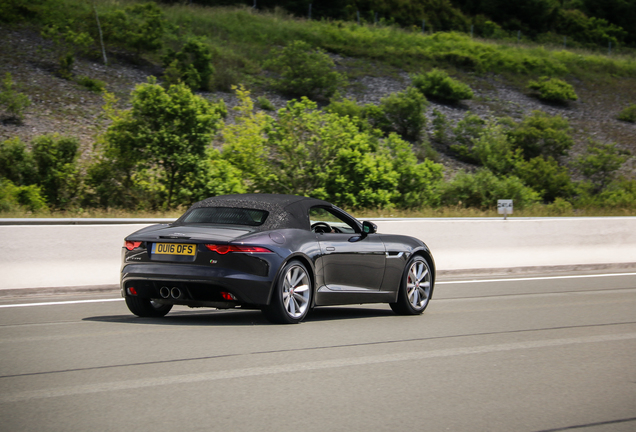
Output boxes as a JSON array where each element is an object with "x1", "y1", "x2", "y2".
[{"x1": 362, "y1": 221, "x2": 377, "y2": 235}]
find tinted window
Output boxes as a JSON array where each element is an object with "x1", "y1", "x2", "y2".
[{"x1": 182, "y1": 207, "x2": 268, "y2": 226}]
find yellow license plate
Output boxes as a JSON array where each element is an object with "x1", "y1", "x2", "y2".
[{"x1": 152, "y1": 243, "x2": 196, "y2": 256}]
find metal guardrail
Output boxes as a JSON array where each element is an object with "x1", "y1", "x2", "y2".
[{"x1": 0, "y1": 218, "x2": 176, "y2": 225}]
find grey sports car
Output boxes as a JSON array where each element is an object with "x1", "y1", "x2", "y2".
[{"x1": 121, "y1": 194, "x2": 435, "y2": 323}]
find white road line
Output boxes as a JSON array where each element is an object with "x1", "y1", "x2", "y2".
[
  {"x1": 437, "y1": 272, "x2": 636, "y2": 285},
  {"x1": 0, "y1": 298, "x2": 123, "y2": 308},
  {"x1": 1, "y1": 332, "x2": 634, "y2": 403},
  {"x1": 1, "y1": 272, "x2": 634, "y2": 308}
]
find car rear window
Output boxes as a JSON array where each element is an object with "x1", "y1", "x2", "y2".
[{"x1": 182, "y1": 207, "x2": 268, "y2": 226}]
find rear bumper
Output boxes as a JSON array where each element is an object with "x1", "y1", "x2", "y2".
[{"x1": 121, "y1": 263, "x2": 275, "y2": 306}]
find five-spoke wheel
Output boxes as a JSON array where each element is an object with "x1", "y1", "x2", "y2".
[
  {"x1": 390, "y1": 256, "x2": 433, "y2": 315},
  {"x1": 262, "y1": 260, "x2": 312, "y2": 324}
]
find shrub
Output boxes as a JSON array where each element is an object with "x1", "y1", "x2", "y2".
[
  {"x1": 438, "y1": 169, "x2": 541, "y2": 209},
  {"x1": 431, "y1": 109, "x2": 449, "y2": 143},
  {"x1": 257, "y1": 96, "x2": 275, "y2": 111},
  {"x1": 617, "y1": 104, "x2": 636, "y2": 123},
  {"x1": 367, "y1": 87, "x2": 429, "y2": 141},
  {"x1": 0, "y1": 178, "x2": 48, "y2": 213},
  {"x1": 527, "y1": 77, "x2": 578, "y2": 104},
  {"x1": 76, "y1": 76, "x2": 106, "y2": 93},
  {"x1": 0, "y1": 135, "x2": 80, "y2": 210},
  {"x1": 448, "y1": 112, "x2": 486, "y2": 162},
  {"x1": 41, "y1": 25, "x2": 93, "y2": 79},
  {"x1": 513, "y1": 156, "x2": 573, "y2": 202},
  {"x1": 411, "y1": 69, "x2": 473, "y2": 103},
  {"x1": 469, "y1": 122, "x2": 521, "y2": 175},
  {"x1": 544, "y1": 197, "x2": 574, "y2": 215},
  {"x1": 574, "y1": 141, "x2": 628, "y2": 192},
  {"x1": 0, "y1": 73, "x2": 31, "y2": 124},
  {"x1": 162, "y1": 39, "x2": 214, "y2": 91},
  {"x1": 265, "y1": 40, "x2": 346, "y2": 100},
  {"x1": 0, "y1": 137, "x2": 37, "y2": 185},
  {"x1": 508, "y1": 110, "x2": 574, "y2": 160},
  {"x1": 102, "y1": 2, "x2": 166, "y2": 55},
  {"x1": 103, "y1": 78, "x2": 226, "y2": 208},
  {"x1": 30, "y1": 134, "x2": 82, "y2": 209}
]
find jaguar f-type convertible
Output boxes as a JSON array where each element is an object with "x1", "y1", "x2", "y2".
[{"x1": 121, "y1": 194, "x2": 435, "y2": 324}]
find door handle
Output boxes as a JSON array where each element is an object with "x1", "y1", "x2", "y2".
[{"x1": 326, "y1": 247, "x2": 335, "y2": 251}]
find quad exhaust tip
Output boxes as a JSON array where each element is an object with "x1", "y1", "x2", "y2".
[{"x1": 170, "y1": 287, "x2": 183, "y2": 299}]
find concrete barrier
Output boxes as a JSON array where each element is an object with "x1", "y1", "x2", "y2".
[
  {"x1": 372, "y1": 217, "x2": 636, "y2": 274},
  {"x1": 1, "y1": 217, "x2": 635, "y2": 291}
]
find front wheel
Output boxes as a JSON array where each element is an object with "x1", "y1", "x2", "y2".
[
  {"x1": 125, "y1": 297, "x2": 173, "y2": 317},
  {"x1": 262, "y1": 260, "x2": 312, "y2": 324},
  {"x1": 390, "y1": 256, "x2": 433, "y2": 315}
]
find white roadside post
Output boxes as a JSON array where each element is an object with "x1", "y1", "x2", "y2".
[{"x1": 498, "y1": 199, "x2": 513, "y2": 220}]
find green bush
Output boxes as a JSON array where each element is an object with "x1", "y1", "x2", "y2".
[
  {"x1": 448, "y1": 112, "x2": 486, "y2": 162},
  {"x1": 411, "y1": 69, "x2": 473, "y2": 103},
  {"x1": 162, "y1": 39, "x2": 214, "y2": 91},
  {"x1": 527, "y1": 77, "x2": 578, "y2": 104},
  {"x1": 617, "y1": 104, "x2": 636, "y2": 123},
  {"x1": 574, "y1": 141, "x2": 628, "y2": 192},
  {"x1": 0, "y1": 137, "x2": 37, "y2": 185},
  {"x1": 76, "y1": 76, "x2": 106, "y2": 93},
  {"x1": 513, "y1": 156, "x2": 573, "y2": 202},
  {"x1": 469, "y1": 122, "x2": 521, "y2": 175},
  {"x1": 265, "y1": 40, "x2": 346, "y2": 100},
  {"x1": 0, "y1": 73, "x2": 31, "y2": 124},
  {"x1": 438, "y1": 169, "x2": 541, "y2": 209},
  {"x1": 508, "y1": 110, "x2": 574, "y2": 160},
  {"x1": 41, "y1": 25, "x2": 93, "y2": 79},
  {"x1": 219, "y1": 88, "x2": 443, "y2": 209},
  {"x1": 102, "y1": 2, "x2": 166, "y2": 55},
  {"x1": 257, "y1": 96, "x2": 275, "y2": 111},
  {"x1": 30, "y1": 134, "x2": 82, "y2": 209},
  {"x1": 367, "y1": 87, "x2": 429, "y2": 142},
  {"x1": 0, "y1": 135, "x2": 80, "y2": 210},
  {"x1": 101, "y1": 78, "x2": 226, "y2": 208},
  {"x1": 0, "y1": 178, "x2": 48, "y2": 213}
]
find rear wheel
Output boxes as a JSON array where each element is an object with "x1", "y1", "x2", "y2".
[
  {"x1": 125, "y1": 297, "x2": 173, "y2": 317},
  {"x1": 390, "y1": 256, "x2": 433, "y2": 315},
  {"x1": 262, "y1": 260, "x2": 312, "y2": 324}
]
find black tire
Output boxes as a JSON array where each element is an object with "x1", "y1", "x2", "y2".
[
  {"x1": 390, "y1": 255, "x2": 433, "y2": 315},
  {"x1": 262, "y1": 260, "x2": 312, "y2": 324},
  {"x1": 125, "y1": 296, "x2": 173, "y2": 317}
]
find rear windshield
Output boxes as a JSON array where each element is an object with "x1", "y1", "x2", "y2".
[{"x1": 181, "y1": 207, "x2": 268, "y2": 226}]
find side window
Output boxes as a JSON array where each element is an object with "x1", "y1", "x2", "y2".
[{"x1": 309, "y1": 207, "x2": 358, "y2": 234}]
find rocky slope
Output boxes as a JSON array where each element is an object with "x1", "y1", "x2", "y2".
[{"x1": 1, "y1": 26, "x2": 635, "y2": 178}]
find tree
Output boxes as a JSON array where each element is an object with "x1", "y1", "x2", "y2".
[{"x1": 103, "y1": 78, "x2": 225, "y2": 207}]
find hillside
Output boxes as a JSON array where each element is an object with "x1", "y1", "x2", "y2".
[{"x1": 1, "y1": 1, "x2": 636, "y2": 215}]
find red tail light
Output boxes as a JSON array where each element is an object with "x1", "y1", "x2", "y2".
[
  {"x1": 204, "y1": 244, "x2": 272, "y2": 254},
  {"x1": 125, "y1": 241, "x2": 142, "y2": 251}
]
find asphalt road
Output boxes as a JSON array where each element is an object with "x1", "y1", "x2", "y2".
[{"x1": 1, "y1": 272, "x2": 635, "y2": 432}]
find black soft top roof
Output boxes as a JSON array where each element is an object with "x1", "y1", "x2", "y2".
[{"x1": 175, "y1": 194, "x2": 333, "y2": 231}]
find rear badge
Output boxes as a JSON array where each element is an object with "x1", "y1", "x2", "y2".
[{"x1": 210, "y1": 259, "x2": 217, "y2": 264}]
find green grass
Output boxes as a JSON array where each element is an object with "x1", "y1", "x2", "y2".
[{"x1": 72, "y1": 1, "x2": 635, "y2": 83}]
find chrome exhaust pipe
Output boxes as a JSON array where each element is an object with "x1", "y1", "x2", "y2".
[
  {"x1": 171, "y1": 287, "x2": 183, "y2": 299},
  {"x1": 159, "y1": 286, "x2": 171, "y2": 299}
]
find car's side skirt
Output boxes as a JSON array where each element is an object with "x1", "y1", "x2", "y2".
[{"x1": 314, "y1": 287, "x2": 397, "y2": 306}]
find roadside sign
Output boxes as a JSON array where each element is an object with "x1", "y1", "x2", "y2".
[{"x1": 498, "y1": 199, "x2": 513, "y2": 219}]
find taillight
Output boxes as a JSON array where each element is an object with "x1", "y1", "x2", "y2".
[
  {"x1": 204, "y1": 244, "x2": 272, "y2": 254},
  {"x1": 125, "y1": 241, "x2": 142, "y2": 251}
]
